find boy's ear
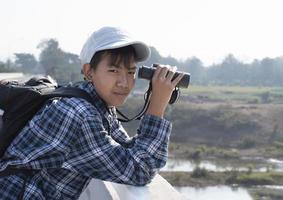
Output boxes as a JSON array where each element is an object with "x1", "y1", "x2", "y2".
[{"x1": 82, "y1": 64, "x2": 93, "y2": 80}]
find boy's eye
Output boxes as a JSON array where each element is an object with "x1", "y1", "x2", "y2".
[
  {"x1": 128, "y1": 71, "x2": 136, "y2": 75},
  {"x1": 108, "y1": 69, "x2": 119, "y2": 73}
]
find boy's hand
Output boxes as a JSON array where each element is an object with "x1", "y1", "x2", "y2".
[{"x1": 146, "y1": 64, "x2": 184, "y2": 118}]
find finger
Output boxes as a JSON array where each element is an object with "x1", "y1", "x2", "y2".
[
  {"x1": 152, "y1": 66, "x2": 162, "y2": 80},
  {"x1": 158, "y1": 66, "x2": 169, "y2": 79},
  {"x1": 166, "y1": 66, "x2": 177, "y2": 80},
  {"x1": 172, "y1": 73, "x2": 185, "y2": 86},
  {"x1": 166, "y1": 70, "x2": 175, "y2": 81}
]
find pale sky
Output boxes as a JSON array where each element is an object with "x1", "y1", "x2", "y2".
[{"x1": 0, "y1": 0, "x2": 283, "y2": 66}]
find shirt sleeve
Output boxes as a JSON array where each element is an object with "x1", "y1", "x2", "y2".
[{"x1": 62, "y1": 113, "x2": 172, "y2": 186}]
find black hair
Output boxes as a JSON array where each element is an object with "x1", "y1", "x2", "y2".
[{"x1": 89, "y1": 45, "x2": 137, "y2": 70}]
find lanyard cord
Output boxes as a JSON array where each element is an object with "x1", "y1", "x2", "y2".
[
  {"x1": 116, "y1": 82, "x2": 152, "y2": 122},
  {"x1": 116, "y1": 83, "x2": 180, "y2": 122}
]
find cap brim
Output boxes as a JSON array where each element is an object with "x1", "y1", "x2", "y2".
[{"x1": 96, "y1": 40, "x2": 151, "y2": 62}]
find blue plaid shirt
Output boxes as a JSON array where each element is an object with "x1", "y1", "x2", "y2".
[{"x1": 0, "y1": 81, "x2": 172, "y2": 200}]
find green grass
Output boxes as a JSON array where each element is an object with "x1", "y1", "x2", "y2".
[
  {"x1": 160, "y1": 171, "x2": 283, "y2": 187},
  {"x1": 181, "y1": 85, "x2": 283, "y2": 103},
  {"x1": 185, "y1": 85, "x2": 283, "y2": 94},
  {"x1": 235, "y1": 173, "x2": 275, "y2": 185},
  {"x1": 249, "y1": 188, "x2": 283, "y2": 200}
]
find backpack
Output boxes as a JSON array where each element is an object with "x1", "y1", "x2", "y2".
[{"x1": 0, "y1": 75, "x2": 95, "y2": 158}]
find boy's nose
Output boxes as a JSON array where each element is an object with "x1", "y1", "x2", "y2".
[{"x1": 117, "y1": 74, "x2": 128, "y2": 88}]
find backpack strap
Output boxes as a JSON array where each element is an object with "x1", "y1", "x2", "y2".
[{"x1": 44, "y1": 87, "x2": 95, "y2": 106}]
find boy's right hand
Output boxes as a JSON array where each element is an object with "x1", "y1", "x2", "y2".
[{"x1": 146, "y1": 64, "x2": 184, "y2": 118}]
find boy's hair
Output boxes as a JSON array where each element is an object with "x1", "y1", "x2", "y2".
[{"x1": 89, "y1": 46, "x2": 137, "y2": 70}]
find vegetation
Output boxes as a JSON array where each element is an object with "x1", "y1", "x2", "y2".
[
  {"x1": 0, "y1": 60, "x2": 16, "y2": 72},
  {"x1": 160, "y1": 171, "x2": 283, "y2": 187},
  {"x1": 1, "y1": 39, "x2": 283, "y2": 87},
  {"x1": 191, "y1": 167, "x2": 209, "y2": 178},
  {"x1": 182, "y1": 85, "x2": 283, "y2": 104},
  {"x1": 233, "y1": 173, "x2": 274, "y2": 185},
  {"x1": 122, "y1": 95, "x2": 283, "y2": 150},
  {"x1": 249, "y1": 188, "x2": 283, "y2": 200},
  {"x1": 161, "y1": 170, "x2": 283, "y2": 199}
]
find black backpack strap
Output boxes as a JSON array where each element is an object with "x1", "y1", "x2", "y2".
[{"x1": 44, "y1": 87, "x2": 95, "y2": 106}]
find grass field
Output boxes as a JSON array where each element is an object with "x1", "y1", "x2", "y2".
[{"x1": 181, "y1": 85, "x2": 283, "y2": 104}]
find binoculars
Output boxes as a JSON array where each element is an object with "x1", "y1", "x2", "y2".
[{"x1": 138, "y1": 64, "x2": 190, "y2": 88}]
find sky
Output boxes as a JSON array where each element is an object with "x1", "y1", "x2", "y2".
[{"x1": 0, "y1": 0, "x2": 283, "y2": 66}]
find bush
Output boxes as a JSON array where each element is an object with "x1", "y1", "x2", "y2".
[
  {"x1": 225, "y1": 169, "x2": 240, "y2": 184},
  {"x1": 260, "y1": 92, "x2": 272, "y2": 103},
  {"x1": 190, "y1": 146, "x2": 207, "y2": 160},
  {"x1": 237, "y1": 137, "x2": 257, "y2": 149},
  {"x1": 191, "y1": 167, "x2": 209, "y2": 178},
  {"x1": 235, "y1": 173, "x2": 274, "y2": 185}
]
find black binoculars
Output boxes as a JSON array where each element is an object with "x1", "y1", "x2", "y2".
[{"x1": 138, "y1": 64, "x2": 190, "y2": 88}]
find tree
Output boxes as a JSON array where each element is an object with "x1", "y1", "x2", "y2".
[
  {"x1": 140, "y1": 46, "x2": 162, "y2": 67},
  {"x1": 161, "y1": 55, "x2": 179, "y2": 67},
  {"x1": 0, "y1": 61, "x2": 6, "y2": 72},
  {"x1": 207, "y1": 54, "x2": 247, "y2": 85},
  {"x1": 14, "y1": 53, "x2": 38, "y2": 74},
  {"x1": 54, "y1": 52, "x2": 82, "y2": 84},
  {"x1": 37, "y1": 39, "x2": 82, "y2": 84},
  {"x1": 183, "y1": 57, "x2": 205, "y2": 84},
  {"x1": 37, "y1": 39, "x2": 64, "y2": 76}
]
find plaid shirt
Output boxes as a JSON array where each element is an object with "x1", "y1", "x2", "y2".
[{"x1": 0, "y1": 81, "x2": 172, "y2": 200}]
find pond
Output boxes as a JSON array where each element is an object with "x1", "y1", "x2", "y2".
[
  {"x1": 162, "y1": 157, "x2": 283, "y2": 172},
  {"x1": 175, "y1": 185, "x2": 283, "y2": 200},
  {"x1": 175, "y1": 186, "x2": 253, "y2": 200},
  {"x1": 163, "y1": 157, "x2": 283, "y2": 199}
]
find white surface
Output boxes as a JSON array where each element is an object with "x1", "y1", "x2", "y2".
[
  {"x1": 79, "y1": 174, "x2": 185, "y2": 200},
  {"x1": 0, "y1": 73, "x2": 24, "y2": 80}
]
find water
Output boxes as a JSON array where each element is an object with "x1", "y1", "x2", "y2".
[
  {"x1": 175, "y1": 186, "x2": 253, "y2": 200},
  {"x1": 162, "y1": 159, "x2": 228, "y2": 172},
  {"x1": 163, "y1": 158, "x2": 283, "y2": 199},
  {"x1": 162, "y1": 157, "x2": 283, "y2": 172},
  {"x1": 267, "y1": 158, "x2": 283, "y2": 171},
  {"x1": 162, "y1": 158, "x2": 283, "y2": 199},
  {"x1": 259, "y1": 185, "x2": 283, "y2": 190}
]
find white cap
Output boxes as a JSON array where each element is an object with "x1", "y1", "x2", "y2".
[{"x1": 80, "y1": 26, "x2": 151, "y2": 65}]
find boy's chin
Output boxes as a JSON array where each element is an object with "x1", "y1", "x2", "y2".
[
  {"x1": 114, "y1": 102, "x2": 126, "y2": 107},
  {"x1": 108, "y1": 99, "x2": 127, "y2": 107}
]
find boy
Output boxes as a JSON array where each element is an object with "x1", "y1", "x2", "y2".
[{"x1": 0, "y1": 26, "x2": 183, "y2": 199}]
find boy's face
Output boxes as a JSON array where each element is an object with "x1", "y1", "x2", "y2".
[{"x1": 89, "y1": 54, "x2": 136, "y2": 107}]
